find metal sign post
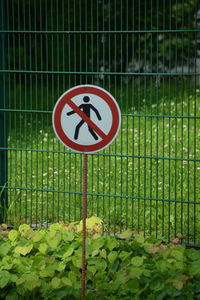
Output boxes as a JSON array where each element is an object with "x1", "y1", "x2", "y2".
[{"x1": 81, "y1": 153, "x2": 87, "y2": 300}]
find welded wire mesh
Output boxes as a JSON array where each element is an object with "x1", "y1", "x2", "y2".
[{"x1": 0, "y1": 0, "x2": 200, "y2": 246}]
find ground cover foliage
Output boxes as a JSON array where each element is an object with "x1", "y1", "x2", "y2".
[{"x1": 1, "y1": 217, "x2": 200, "y2": 300}]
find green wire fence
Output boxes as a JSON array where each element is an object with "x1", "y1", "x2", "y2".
[{"x1": 0, "y1": 0, "x2": 200, "y2": 247}]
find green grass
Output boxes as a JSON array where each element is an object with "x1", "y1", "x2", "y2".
[{"x1": 5, "y1": 86, "x2": 200, "y2": 245}]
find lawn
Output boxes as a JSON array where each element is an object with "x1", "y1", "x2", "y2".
[{"x1": 5, "y1": 82, "x2": 200, "y2": 245}]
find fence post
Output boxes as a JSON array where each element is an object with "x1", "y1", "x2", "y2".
[{"x1": 0, "y1": 0, "x2": 7, "y2": 223}]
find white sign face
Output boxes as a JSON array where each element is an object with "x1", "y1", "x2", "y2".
[
  {"x1": 61, "y1": 93, "x2": 113, "y2": 146},
  {"x1": 52, "y1": 85, "x2": 121, "y2": 153}
]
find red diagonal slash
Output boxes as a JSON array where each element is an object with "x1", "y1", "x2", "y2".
[{"x1": 67, "y1": 99, "x2": 107, "y2": 140}]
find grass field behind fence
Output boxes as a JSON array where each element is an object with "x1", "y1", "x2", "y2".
[{"x1": 6, "y1": 84, "x2": 200, "y2": 244}]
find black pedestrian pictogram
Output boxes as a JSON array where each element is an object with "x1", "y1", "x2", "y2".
[{"x1": 67, "y1": 96, "x2": 102, "y2": 140}]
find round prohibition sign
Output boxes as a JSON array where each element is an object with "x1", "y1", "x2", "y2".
[{"x1": 52, "y1": 85, "x2": 121, "y2": 153}]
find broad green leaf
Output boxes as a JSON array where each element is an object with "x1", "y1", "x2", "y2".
[
  {"x1": 62, "y1": 256, "x2": 72, "y2": 264},
  {"x1": 76, "y1": 216, "x2": 102, "y2": 232},
  {"x1": 171, "y1": 279, "x2": 184, "y2": 290},
  {"x1": 126, "y1": 278, "x2": 140, "y2": 292},
  {"x1": 23, "y1": 274, "x2": 41, "y2": 291},
  {"x1": 134, "y1": 234, "x2": 145, "y2": 244},
  {"x1": 118, "y1": 230, "x2": 133, "y2": 239},
  {"x1": 8, "y1": 230, "x2": 18, "y2": 242},
  {"x1": 88, "y1": 216, "x2": 103, "y2": 224},
  {"x1": 186, "y1": 248, "x2": 200, "y2": 261},
  {"x1": 143, "y1": 269, "x2": 151, "y2": 277},
  {"x1": 38, "y1": 242, "x2": 48, "y2": 254},
  {"x1": 92, "y1": 233, "x2": 102, "y2": 239},
  {"x1": 92, "y1": 249, "x2": 100, "y2": 256},
  {"x1": 10, "y1": 274, "x2": 18, "y2": 283},
  {"x1": 107, "y1": 238, "x2": 119, "y2": 251},
  {"x1": 16, "y1": 276, "x2": 26, "y2": 286},
  {"x1": 32, "y1": 231, "x2": 43, "y2": 243},
  {"x1": 170, "y1": 249, "x2": 184, "y2": 261},
  {"x1": 100, "y1": 249, "x2": 107, "y2": 259},
  {"x1": 75, "y1": 222, "x2": 83, "y2": 233},
  {"x1": 63, "y1": 246, "x2": 74, "y2": 259},
  {"x1": 46, "y1": 233, "x2": 61, "y2": 248},
  {"x1": 108, "y1": 251, "x2": 118, "y2": 264},
  {"x1": 61, "y1": 277, "x2": 72, "y2": 286},
  {"x1": 156, "y1": 261, "x2": 169, "y2": 273},
  {"x1": 51, "y1": 277, "x2": 61, "y2": 289},
  {"x1": 92, "y1": 238, "x2": 105, "y2": 250},
  {"x1": 189, "y1": 259, "x2": 200, "y2": 276},
  {"x1": 1, "y1": 257, "x2": 13, "y2": 270},
  {"x1": 72, "y1": 256, "x2": 82, "y2": 269},
  {"x1": 18, "y1": 224, "x2": 31, "y2": 234},
  {"x1": 88, "y1": 258, "x2": 107, "y2": 272},
  {"x1": 86, "y1": 216, "x2": 103, "y2": 230},
  {"x1": 68, "y1": 271, "x2": 77, "y2": 284},
  {"x1": 14, "y1": 244, "x2": 33, "y2": 256},
  {"x1": 130, "y1": 267, "x2": 143, "y2": 278},
  {"x1": 87, "y1": 265, "x2": 97, "y2": 275},
  {"x1": 63, "y1": 230, "x2": 75, "y2": 242},
  {"x1": 0, "y1": 270, "x2": 10, "y2": 288},
  {"x1": 49, "y1": 223, "x2": 64, "y2": 232},
  {"x1": 119, "y1": 251, "x2": 131, "y2": 261},
  {"x1": 40, "y1": 267, "x2": 55, "y2": 278},
  {"x1": 12, "y1": 258, "x2": 21, "y2": 267},
  {"x1": 173, "y1": 261, "x2": 184, "y2": 272},
  {"x1": 131, "y1": 256, "x2": 144, "y2": 267},
  {"x1": 160, "y1": 248, "x2": 171, "y2": 258},
  {"x1": 150, "y1": 279, "x2": 164, "y2": 291},
  {"x1": 0, "y1": 243, "x2": 11, "y2": 257},
  {"x1": 143, "y1": 243, "x2": 155, "y2": 253},
  {"x1": 56, "y1": 261, "x2": 66, "y2": 272},
  {"x1": 45, "y1": 230, "x2": 56, "y2": 240}
]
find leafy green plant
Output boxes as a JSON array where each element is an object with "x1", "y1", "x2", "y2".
[{"x1": 0, "y1": 217, "x2": 200, "y2": 299}]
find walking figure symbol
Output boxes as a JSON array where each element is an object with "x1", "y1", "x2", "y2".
[{"x1": 67, "y1": 96, "x2": 102, "y2": 140}]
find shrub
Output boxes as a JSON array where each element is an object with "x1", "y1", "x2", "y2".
[{"x1": 0, "y1": 218, "x2": 200, "y2": 299}]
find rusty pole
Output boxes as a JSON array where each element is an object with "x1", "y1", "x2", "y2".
[{"x1": 81, "y1": 153, "x2": 87, "y2": 300}]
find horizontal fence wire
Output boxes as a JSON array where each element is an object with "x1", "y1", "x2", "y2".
[
  {"x1": 0, "y1": 0, "x2": 200, "y2": 247},
  {"x1": 1, "y1": 29, "x2": 200, "y2": 33},
  {"x1": 0, "y1": 147, "x2": 200, "y2": 162},
  {"x1": 1, "y1": 109, "x2": 200, "y2": 120},
  {"x1": 1, "y1": 185, "x2": 200, "y2": 206},
  {"x1": 1, "y1": 70, "x2": 200, "y2": 76}
]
